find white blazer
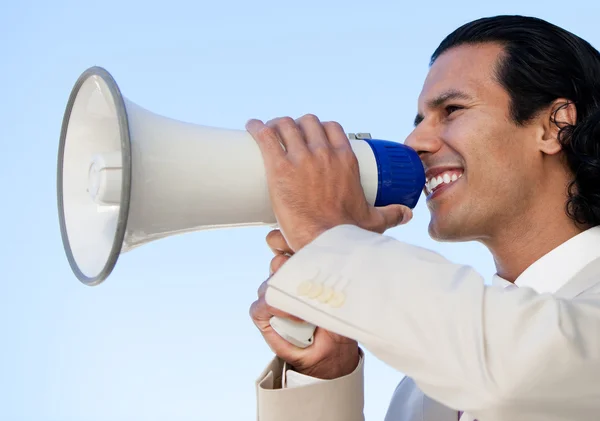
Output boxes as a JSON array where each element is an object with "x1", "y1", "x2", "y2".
[{"x1": 255, "y1": 225, "x2": 600, "y2": 421}]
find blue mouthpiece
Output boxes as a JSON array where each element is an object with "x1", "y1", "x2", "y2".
[{"x1": 362, "y1": 138, "x2": 425, "y2": 208}]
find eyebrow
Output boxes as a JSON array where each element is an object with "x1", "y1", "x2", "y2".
[{"x1": 413, "y1": 89, "x2": 473, "y2": 127}]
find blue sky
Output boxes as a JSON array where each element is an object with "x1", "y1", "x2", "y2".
[{"x1": 2, "y1": 1, "x2": 599, "y2": 420}]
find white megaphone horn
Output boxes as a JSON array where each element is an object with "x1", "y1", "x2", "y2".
[{"x1": 57, "y1": 66, "x2": 425, "y2": 348}]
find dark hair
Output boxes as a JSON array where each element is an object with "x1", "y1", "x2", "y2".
[{"x1": 431, "y1": 15, "x2": 600, "y2": 227}]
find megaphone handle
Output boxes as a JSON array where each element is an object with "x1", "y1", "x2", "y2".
[{"x1": 269, "y1": 316, "x2": 316, "y2": 348}]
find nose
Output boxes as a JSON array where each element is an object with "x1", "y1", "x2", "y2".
[{"x1": 404, "y1": 124, "x2": 443, "y2": 158}]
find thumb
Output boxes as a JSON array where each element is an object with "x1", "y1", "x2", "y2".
[{"x1": 377, "y1": 205, "x2": 413, "y2": 231}]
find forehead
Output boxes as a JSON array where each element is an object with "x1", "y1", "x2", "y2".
[{"x1": 418, "y1": 43, "x2": 506, "y2": 107}]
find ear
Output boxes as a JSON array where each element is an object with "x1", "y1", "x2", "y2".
[{"x1": 539, "y1": 99, "x2": 577, "y2": 155}]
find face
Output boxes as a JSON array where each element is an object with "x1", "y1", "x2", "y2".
[{"x1": 405, "y1": 43, "x2": 543, "y2": 243}]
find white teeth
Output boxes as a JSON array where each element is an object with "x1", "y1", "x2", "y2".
[{"x1": 425, "y1": 171, "x2": 463, "y2": 195}]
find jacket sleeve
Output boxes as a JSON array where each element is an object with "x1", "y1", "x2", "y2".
[
  {"x1": 263, "y1": 225, "x2": 600, "y2": 421},
  {"x1": 255, "y1": 350, "x2": 365, "y2": 421}
]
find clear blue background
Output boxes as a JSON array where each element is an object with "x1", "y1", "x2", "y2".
[{"x1": 2, "y1": 1, "x2": 599, "y2": 420}]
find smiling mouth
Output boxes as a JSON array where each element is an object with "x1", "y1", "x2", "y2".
[{"x1": 425, "y1": 169, "x2": 464, "y2": 196}]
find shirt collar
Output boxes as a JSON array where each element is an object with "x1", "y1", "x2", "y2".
[
  {"x1": 492, "y1": 275, "x2": 515, "y2": 289},
  {"x1": 492, "y1": 226, "x2": 600, "y2": 293}
]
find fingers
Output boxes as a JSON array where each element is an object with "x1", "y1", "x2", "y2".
[
  {"x1": 266, "y1": 229, "x2": 294, "y2": 255},
  {"x1": 251, "y1": 228, "x2": 312, "y2": 358},
  {"x1": 253, "y1": 280, "x2": 305, "y2": 324},
  {"x1": 247, "y1": 115, "x2": 347, "y2": 157},
  {"x1": 250, "y1": 297, "x2": 307, "y2": 357},
  {"x1": 257, "y1": 278, "x2": 270, "y2": 298},
  {"x1": 322, "y1": 121, "x2": 351, "y2": 149},
  {"x1": 376, "y1": 205, "x2": 414, "y2": 232},
  {"x1": 245, "y1": 119, "x2": 286, "y2": 165},
  {"x1": 250, "y1": 295, "x2": 304, "y2": 325},
  {"x1": 249, "y1": 261, "x2": 305, "y2": 358},
  {"x1": 295, "y1": 114, "x2": 329, "y2": 152},
  {"x1": 265, "y1": 117, "x2": 308, "y2": 155},
  {"x1": 270, "y1": 254, "x2": 290, "y2": 275}
]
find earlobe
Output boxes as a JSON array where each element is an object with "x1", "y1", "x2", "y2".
[{"x1": 540, "y1": 99, "x2": 577, "y2": 155}]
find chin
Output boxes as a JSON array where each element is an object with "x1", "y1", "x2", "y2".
[{"x1": 427, "y1": 215, "x2": 468, "y2": 243}]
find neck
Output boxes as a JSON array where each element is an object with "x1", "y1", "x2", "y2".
[{"x1": 483, "y1": 203, "x2": 587, "y2": 284}]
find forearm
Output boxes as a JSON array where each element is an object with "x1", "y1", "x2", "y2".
[{"x1": 264, "y1": 225, "x2": 600, "y2": 416}]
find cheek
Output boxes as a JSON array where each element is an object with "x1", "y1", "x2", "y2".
[
  {"x1": 442, "y1": 113, "x2": 492, "y2": 160},
  {"x1": 444, "y1": 116, "x2": 518, "y2": 193}
]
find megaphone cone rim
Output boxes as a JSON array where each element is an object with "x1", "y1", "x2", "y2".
[{"x1": 57, "y1": 66, "x2": 132, "y2": 286}]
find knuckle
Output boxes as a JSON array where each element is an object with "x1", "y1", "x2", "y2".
[
  {"x1": 269, "y1": 258, "x2": 278, "y2": 273},
  {"x1": 291, "y1": 153, "x2": 311, "y2": 169},
  {"x1": 324, "y1": 121, "x2": 351, "y2": 148},
  {"x1": 249, "y1": 299, "x2": 261, "y2": 319},
  {"x1": 268, "y1": 116, "x2": 296, "y2": 131},
  {"x1": 293, "y1": 145, "x2": 313, "y2": 160},
  {"x1": 257, "y1": 124, "x2": 279, "y2": 142},
  {"x1": 323, "y1": 120, "x2": 344, "y2": 132},
  {"x1": 266, "y1": 229, "x2": 281, "y2": 246},
  {"x1": 274, "y1": 156, "x2": 293, "y2": 172},
  {"x1": 280, "y1": 118, "x2": 304, "y2": 139},
  {"x1": 339, "y1": 145, "x2": 358, "y2": 161},
  {"x1": 299, "y1": 113, "x2": 320, "y2": 123},
  {"x1": 257, "y1": 280, "x2": 269, "y2": 297},
  {"x1": 278, "y1": 116, "x2": 296, "y2": 126},
  {"x1": 271, "y1": 253, "x2": 289, "y2": 267},
  {"x1": 276, "y1": 256, "x2": 288, "y2": 267},
  {"x1": 312, "y1": 144, "x2": 332, "y2": 159}
]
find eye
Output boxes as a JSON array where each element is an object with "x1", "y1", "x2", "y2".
[{"x1": 445, "y1": 105, "x2": 464, "y2": 115}]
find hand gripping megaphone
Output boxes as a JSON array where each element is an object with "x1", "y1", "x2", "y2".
[{"x1": 56, "y1": 66, "x2": 425, "y2": 348}]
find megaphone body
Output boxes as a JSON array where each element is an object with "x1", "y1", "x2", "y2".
[{"x1": 57, "y1": 66, "x2": 425, "y2": 348}]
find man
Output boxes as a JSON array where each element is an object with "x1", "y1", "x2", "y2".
[{"x1": 247, "y1": 15, "x2": 600, "y2": 421}]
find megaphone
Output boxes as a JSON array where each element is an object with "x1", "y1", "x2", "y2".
[{"x1": 57, "y1": 66, "x2": 425, "y2": 348}]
